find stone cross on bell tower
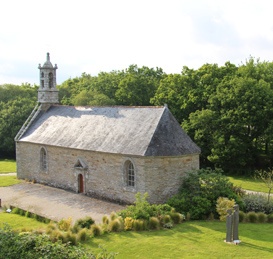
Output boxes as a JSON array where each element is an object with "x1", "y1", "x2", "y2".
[{"x1": 38, "y1": 53, "x2": 59, "y2": 104}]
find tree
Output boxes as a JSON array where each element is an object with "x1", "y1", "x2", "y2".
[
  {"x1": 0, "y1": 84, "x2": 36, "y2": 158},
  {"x1": 255, "y1": 169, "x2": 273, "y2": 203},
  {"x1": 115, "y1": 65, "x2": 165, "y2": 106}
]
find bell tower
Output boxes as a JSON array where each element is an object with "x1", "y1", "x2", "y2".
[{"x1": 38, "y1": 53, "x2": 59, "y2": 104}]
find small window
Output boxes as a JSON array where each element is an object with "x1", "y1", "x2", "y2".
[
  {"x1": 41, "y1": 72, "x2": 44, "y2": 78},
  {"x1": 49, "y1": 72, "x2": 53, "y2": 88},
  {"x1": 125, "y1": 160, "x2": 135, "y2": 187},
  {"x1": 40, "y1": 147, "x2": 47, "y2": 171}
]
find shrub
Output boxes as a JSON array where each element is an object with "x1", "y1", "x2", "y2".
[
  {"x1": 77, "y1": 228, "x2": 89, "y2": 241},
  {"x1": 66, "y1": 231, "x2": 78, "y2": 245},
  {"x1": 170, "y1": 212, "x2": 184, "y2": 224},
  {"x1": 124, "y1": 217, "x2": 134, "y2": 231},
  {"x1": 247, "y1": 211, "x2": 258, "y2": 223},
  {"x1": 0, "y1": 224, "x2": 103, "y2": 258},
  {"x1": 267, "y1": 213, "x2": 273, "y2": 223},
  {"x1": 110, "y1": 212, "x2": 118, "y2": 221},
  {"x1": 167, "y1": 168, "x2": 241, "y2": 220},
  {"x1": 239, "y1": 211, "x2": 246, "y2": 222},
  {"x1": 132, "y1": 219, "x2": 145, "y2": 231},
  {"x1": 162, "y1": 215, "x2": 172, "y2": 224},
  {"x1": 74, "y1": 216, "x2": 95, "y2": 229},
  {"x1": 242, "y1": 193, "x2": 273, "y2": 214},
  {"x1": 163, "y1": 222, "x2": 173, "y2": 229},
  {"x1": 257, "y1": 212, "x2": 267, "y2": 223},
  {"x1": 108, "y1": 218, "x2": 122, "y2": 232},
  {"x1": 58, "y1": 217, "x2": 72, "y2": 231},
  {"x1": 102, "y1": 215, "x2": 109, "y2": 225},
  {"x1": 216, "y1": 197, "x2": 236, "y2": 221},
  {"x1": 119, "y1": 193, "x2": 174, "y2": 221},
  {"x1": 149, "y1": 217, "x2": 160, "y2": 230},
  {"x1": 25, "y1": 211, "x2": 32, "y2": 218},
  {"x1": 11, "y1": 207, "x2": 20, "y2": 214},
  {"x1": 91, "y1": 224, "x2": 103, "y2": 236}
]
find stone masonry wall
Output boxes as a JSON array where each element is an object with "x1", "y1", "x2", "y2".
[{"x1": 16, "y1": 142, "x2": 199, "y2": 204}]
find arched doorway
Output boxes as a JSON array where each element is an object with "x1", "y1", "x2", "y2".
[{"x1": 78, "y1": 174, "x2": 84, "y2": 193}]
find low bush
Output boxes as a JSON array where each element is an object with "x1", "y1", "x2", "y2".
[
  {"x1": 170, "y1": 212, "x2": 184, "y2": 224},
  {"x1": 58, "y1": 217, "x2": 72, "y2": 231},
  {"x1": 167, "y1": 168, "x2": 242, "y2": 220},
  {"x1": 267, "y1": 213, "x2": 273, "y2": 223},
  {"x1": 91, "y1": 224, "x2": 103, "y2": 237},
  {"x1": 133, "y1": 219, "x2": 146, "y2": 231},
  {"x1": 108, "y1": 218, "x2": 123, "y2": 232},
  {"x1": 77, "y1": 228, "x2": 89, "y2": 241},
  {"x1": 239, "y1": 211, "x2": 246, "y2": 222},
  {"x1": 247, "y1": 211, "x2": 258, "y2": 223},
  {"x1": 242, "y1": 193, "x2": 273, "y2": 214},
  {"x1": 102, "y1": 215, "x2": 109, "y2": 225},
  {"x1": 74, "y1": 216, "x2": 95, "y2": 229},
  {"x1": 119, "y1": 193, "x2": 174, "y2": 222},
  {"x1": 216, "y1": 197, "x2": 236, "y2": 221},
  {"x1": 0, "y1": 225, "x2": 98, "y2": 258},
  {"x1": 149, "y1": 217, "x2": 160, "y2": 230},
  {"x1": 257, "y1": 212, "x2": 267, "y2": 223},
  {"x1": 124, "y1": 217, "x2": 134, "y2": 231}
]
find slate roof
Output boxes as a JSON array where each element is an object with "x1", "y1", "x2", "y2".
[{"x1": 18, "y1": 105, "x2": 201, "y2": 157}]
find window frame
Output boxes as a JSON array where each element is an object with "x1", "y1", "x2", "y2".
[
  {"x1": 40, "y1": 147, "x2": 48, "y2": 171},
  {"x1": 124, "y1": 159, "x2": 136, "y2": 188}
]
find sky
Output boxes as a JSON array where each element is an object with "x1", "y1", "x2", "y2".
[{"x1": 1, "y1": 0, "x2": 273, "y2": 85}]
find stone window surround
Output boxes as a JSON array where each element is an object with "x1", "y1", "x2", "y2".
[
  {"x1": 123, "y1": 158, "x2": 136, "y2": 191},
  {"x1": 40, "y1": 146, "x2": 48, "y2": 172}
]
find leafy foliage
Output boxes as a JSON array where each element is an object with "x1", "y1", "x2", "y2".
[
  {"x1": 216, "y1": 197, "x2": 236, "y2": 221},
  {"x1": 241, "y1": 193, "x2": 273, "y2": 214},
  {"x1": 0, "y1": 224, "x2": 96, "y2": 259},
  {"x1": 118, "y1": 193, "x2": 173, "y2": 220},
  {"x1": 167, "y1": 168, "x2": 242, "y2": 219}
]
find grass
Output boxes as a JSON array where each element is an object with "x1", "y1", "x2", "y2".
[
  {"x1": 0, "y1": 211, "x2": 47, "y2": 231},
  {"x1": 0, "y1": 159, "x2": 16, "y2": 174},
  {"x1": 87, "y1": 221, "x2": 273, "y2": 259},
  {"x1": 228, "y1": 175, "x2": 268, "y2": 193},
  {"x1": 0, "y1": 176, "x2": 22, "y2": 187}
]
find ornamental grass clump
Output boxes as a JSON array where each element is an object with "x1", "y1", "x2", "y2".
[
  {"x1": 247, "y1": 211, "x2": 258, "y2": 223},
  {"x1": 91, "y1": 224, "x2": 103, "y2": 237},
  {"x1": 102, "y1": 215, "x2": 109, "y2": 225},
  {"x1": 108, "y1": 218, "x2": 123, "y2": 232},
  {"x1": 239, "y1": 211, "x2": 246, "y2": 222},
  {"x1": 257, "y1": 212, "x2": 267, "y2": 223},
  {"x1": 58, "y1": 217, "x2": 72, "y2": 231},
  {"x1": 77, "y1": 228, "x2": 89, "y2": 241},
  {"x1": 149, "y1": 217, "x2": 160, "y2": 230},
  {"x1": 170, "y1": 212, "x2": 184, "y2": 224},
  {"x1": 267, "y1": 213, "x2": 273, "y2": 223},
  {"x1": 132, "y1": 219, "x2": 146, "y2": 231}
]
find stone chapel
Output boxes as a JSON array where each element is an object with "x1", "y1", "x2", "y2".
[{"x1": 15, "y1": 53, "x2": 201, "y2": 204}]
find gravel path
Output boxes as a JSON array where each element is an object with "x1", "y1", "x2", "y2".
[{"x1": 0, "y1": 181, "x2": 126, "y2": 224}]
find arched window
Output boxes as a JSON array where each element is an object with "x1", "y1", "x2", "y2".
[
  {"x1": 124, "y1": 160, "x2": 135, "y2": 187},
  {"x1": 41, "y1": 72, "x2": 44, "y2": 78},
  {"x1": 40, "y1": 147, "x2": 47, "y2": 171}
]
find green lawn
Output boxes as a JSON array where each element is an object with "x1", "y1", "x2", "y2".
[
  {"x1": 228, "y1": 175, "x2": 268, "y2": 193},
  {"x1": 0, "y1": 176, "x2": 21, "y2": 187},
  {"x1": 0, "y1": 159, "x2": 16, "y2": 174},
  {"x1": 0, "y1": 212, "x2": 47, "y2": 231},
  {"x1": 87, "y1": 221, "x2": 273, "y2": 259}
]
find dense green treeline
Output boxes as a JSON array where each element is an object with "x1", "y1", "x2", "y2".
[{"x1": 1, "y1": 58, "x2": 273, "y2": 173}]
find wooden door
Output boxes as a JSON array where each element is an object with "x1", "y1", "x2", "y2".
[{"x1": 78, "y1": 174, "x2": 84, "y2": 193}]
